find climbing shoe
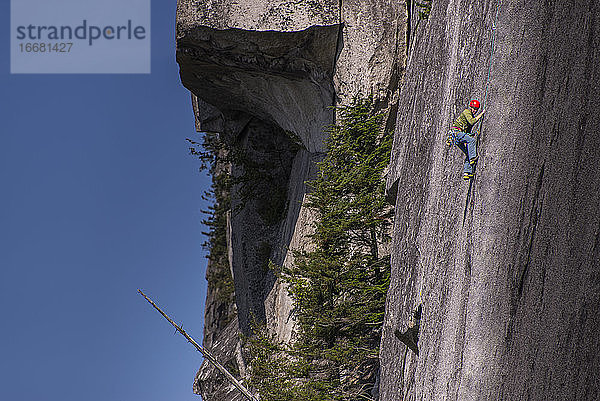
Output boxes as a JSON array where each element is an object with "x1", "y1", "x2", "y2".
[
  {"x1": 469, "y1": 156, "x2": 478, "y2": 165},
  {"x1": 463, "y1": 172, "x2": 474, "y2": 180}
]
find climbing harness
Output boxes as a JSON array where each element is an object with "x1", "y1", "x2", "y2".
[{"x1": 447, "y1": 127, "x2": 462, "y2": 146}]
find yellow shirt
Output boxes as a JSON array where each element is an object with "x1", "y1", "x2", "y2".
[{"x1": 453, "y1": 109, "x2": 477, "y2": 133}]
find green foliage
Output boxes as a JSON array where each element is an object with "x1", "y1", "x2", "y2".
[
  {"x1": 245, "y1": 323, "x2": 300, "y2": 401},
  {"x1": 189, "y1": 131, "x2": 291, "y2": 226},
  {"x1": 188, "y1": 133, "x2": 236, "y2": 311},
  {"x1": 246, "y1": 97, "x2": 393, "y2": 401}
]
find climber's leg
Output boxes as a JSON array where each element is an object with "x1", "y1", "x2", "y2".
[
  {"x1": 456, "y1": 139, "x2": 472, "y2": 175},
  {"x1": 464, "y1": 133, "x2": 478, "y2": 164},
  {"x1": 463, "y1": 159, "x2": 473, "y2": 179}
]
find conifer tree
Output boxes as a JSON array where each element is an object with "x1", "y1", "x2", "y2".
[{"x1": 248, "y1": 97, "x2": 393, "y2": 401}]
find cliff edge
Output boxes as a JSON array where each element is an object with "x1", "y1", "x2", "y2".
[{"x1": 176, "y1": 1, "x2": 406, "y2": 399}]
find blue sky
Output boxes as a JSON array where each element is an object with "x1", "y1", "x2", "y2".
[{"x1": 0, "y1": 1, "x2": 211, "y2": 400}]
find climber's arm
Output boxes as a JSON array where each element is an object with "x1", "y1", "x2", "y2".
[{"x1": 475, "y1": 109, "x2": 486, "y2": 121}]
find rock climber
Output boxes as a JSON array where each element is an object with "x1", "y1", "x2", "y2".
[{"x1": 447, "y1": 100, "x2": 485, "y2": 180}]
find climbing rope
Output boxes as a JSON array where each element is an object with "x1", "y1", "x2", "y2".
[
  {"x1": 409, "y1": 1, "x2": 504, "y2": 310},
  {"x1": 463, "y1": 1, "x2": 504, "y2": 222},
  {"x1": 474, "y1": 0, "x2": 503, "y2": 137}
]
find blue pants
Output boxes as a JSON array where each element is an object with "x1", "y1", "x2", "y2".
[{"x1": 449, "y1": 129, "x2": 477, "y2": 174}]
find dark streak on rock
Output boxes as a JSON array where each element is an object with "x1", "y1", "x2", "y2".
[{"x1": 518, "y1": 163, "x2": 545, "y2": 298}]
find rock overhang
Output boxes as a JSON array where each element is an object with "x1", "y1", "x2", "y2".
[{"x1": 177, "y1": 24, "x2": 340, "y2": 152}]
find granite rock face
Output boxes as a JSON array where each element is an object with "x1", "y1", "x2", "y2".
[
  {"x1": 178, "y1": 0, "x2": 600, "y2": 399},
  {"x1": 381, "y1": 1, "x2": 600, "y2": 400},
  {"x1": 176, "y1": 1, "x2": 407, "y2": 399},
  {"x1": 193, "y1": 319, "x2": 246, "y2": 401}
]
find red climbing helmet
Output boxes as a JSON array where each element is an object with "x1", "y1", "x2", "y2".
[{"x1": 469, "y1": 99, "x2": 480, "y2": 109}]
